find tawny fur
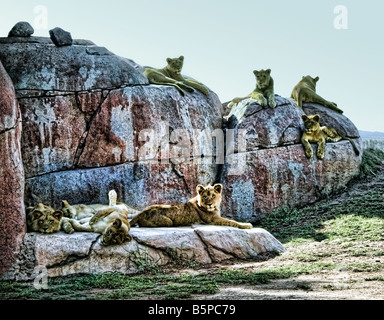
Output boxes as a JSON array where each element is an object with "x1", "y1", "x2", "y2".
[
  {"x1": 301, "y1": 114, "x2": 360, "y2": 159},
  {"x1": 61, "y1": 190, "x2": 133, "y2": 245},
  {"x1": 130, "y1": 184, "x2": 253, "y2": 229},
  {"x1": 26, "y1": 203, "x2": 73, "y2": 234}
]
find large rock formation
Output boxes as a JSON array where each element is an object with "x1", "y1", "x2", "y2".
[
  {"x1": 0, "y1": 60, "x2": 25, "y2": 275},
  {"x1": 221, "y1": 97, "x2": 362, "y2": 222},
  {"x1": 3, "y1": 226, "x2": 285, "y2": 280},
  {"x1": 0, "y1": 36, "x2": 223, "y2": 210},
  {"x1": 0, "y1": 28, "x2": 362, "y2": 278}
]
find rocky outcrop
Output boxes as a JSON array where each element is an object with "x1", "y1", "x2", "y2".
[
  {"x1": 0, "y1": 35, "x2": 223, "y2": 210},
  {"x1": 0, "y1": 60, "x2": 25, "y2": 275},
  {"x1": 3, "y1": 226, "x2": 285, "y2": 280},
  {"x1": 221, "y1": 97, "x2": 362, "y2": 222},
  {"x1": 0, "y1": 27, "x2": 362, "y2": 278}
]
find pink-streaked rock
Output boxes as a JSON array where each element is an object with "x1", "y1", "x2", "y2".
[
  {"x1": 24, "y1": 157, "x2": 218, "y2": 211},
  {"x1": 0, "y1": 36, "x2": 223, "y2": 210},
  {"x1": 0, "y1": 60, "x2": 25, "y2": 276},
  {"x1": 77, "y1": 86, "x2": 223, "y2": 168},
  {"x1": 221, "y1": 101, "x2": 362, "y2": 222},
  {"x1": 19, "y1": 94, "x2": 86, "y2": 178}
]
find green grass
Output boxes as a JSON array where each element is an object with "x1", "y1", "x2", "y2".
[
  {"x1": 259, "y1": 189, "x2": 384, "y2": 244},
  {"x1": 0, "y1": 264, "x2": 340, "y2": 300},
  {"x1": 355, "y1": 148, "x2": 384, "y2": 180},
  {"x1": 3, "y1": 261, "x2": 381, "y2": 300}
]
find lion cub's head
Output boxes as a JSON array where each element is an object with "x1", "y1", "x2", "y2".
[
  {"x1": 196, "y1": 184, "x2": 223, "y2": 212},
  {"x1": 27, "y1": 203, "x2": 64, "y2": 234},
  {"x1": 166, "y1": 56, "x2": 184, "y2": 74},
  {"x1": 302, "y1": 114, "x2": 321, "y2": 134},
  {"x1": 101, "y1": 218, "x2": 132, "y2": 246},
  {"x1": 253, "y1": 69, "x2": 272, "y2": 90},
  {"x1": 301, "y1": 75, "x2": 319, "y2": 90}
]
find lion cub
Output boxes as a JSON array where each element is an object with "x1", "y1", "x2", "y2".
[
  {"x1": 27, "y1": 203, "x2": 73, "y2": 234},
  {"x1": 291, "y1": 75, "x2": 343, "y2": 114},
  {"x1": 65, "y1": 207, "x2": 132, "y2": 245},
  {"x1": 143, "y1": 56, "x2": 209, "y2": 96},
  {"x1": 301, "y1": 114, "x2": 360, "y2": 159},
  {"x1": 227, "y1": 69, "x2": 276, "y2": 109},
  {"x1": 62, "y1": 191, "x2": 133, "y2": 245},
  {"x1": 61, "y1": 190, "x2": 139, "y2": 221},
  {"x1": 130, "y1": 184, "x2": 253, "y2": 229}
]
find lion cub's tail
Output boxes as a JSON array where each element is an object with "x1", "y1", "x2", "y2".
[
  {"x1": 108, "y1": 190, "x2": 117, "y2": 206},
  {"x1": 342, "y1": 135, "x2": 360, "y2": 156},
  {"x1": 129, "y1": 214, "x2": 140, "y2": 227}
]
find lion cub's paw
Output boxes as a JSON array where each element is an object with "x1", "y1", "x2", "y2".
[
  {"x1": 239, "y1": 223, "x2": 253, "y2": 229},
  {"x1": 317, "y1": 149, "x2": 325, "y2": 159},
  {"x1": 259, "y1": 97, "x2": 268, "y2": 106},
  {"x1": 305, "y1": 148, "x2": 313, "y2": 159},
  {"x1": 61, "y1": 218, "x2": 75, "y2": 234}
]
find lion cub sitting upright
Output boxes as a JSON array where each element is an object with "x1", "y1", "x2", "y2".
[
  {"x1": 227, "y1": 69, "x2": 276, "y2": 109},
  {"x1": 143, "y1": 56, "x2": 209, "y2": 96},
  {"x1": 130, "y1": 184, "x2": 253, "y2": 229},
  {"x1": 301, "y1": 114, "x2": 360, "y2": 159}
]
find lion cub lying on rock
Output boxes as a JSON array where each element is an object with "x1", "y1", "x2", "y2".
[
  {"x1": 130, "y1": 184, "x2": 253, "y2": 229},
  {"x1": 27, "y1": 203, "x2": 73, "y2": 234},
  {"x1": 64, "y1": 207, "x2": 132, "y2": 245},
  {"x1": 291, "y1": 75, "x2": 343, "y2": 114},
  {"x1": 144, "y1": 56, "x2": 209, "y2": 96},
  {"x1": 27, "y1": 191, "x2": 134, "y2": 245},
  {"x1": 62, "y1": 191, "x2": 133, "y2": 245}
]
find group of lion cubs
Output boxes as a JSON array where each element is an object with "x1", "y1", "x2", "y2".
[
  {"x1": 27, "y1": 184, "x2": 253, "y2": 246},
  {"x1": 27, "y1": 56, "x2": 361, "y2": 245},
  {"x1": 145, "y1": 56, "x2": 359, "y2": 160}
]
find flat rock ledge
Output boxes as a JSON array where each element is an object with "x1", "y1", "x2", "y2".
[{"x1": 3, "y1": 226, "x2": 285, "y2": 280}]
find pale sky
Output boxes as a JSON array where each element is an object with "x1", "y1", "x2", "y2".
[{"x1": 1, "y1": 0, "x2": 383, "y2": 132}]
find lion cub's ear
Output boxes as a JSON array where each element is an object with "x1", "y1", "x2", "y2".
[
  {"x1": 31, "y1": 210, "x2": 44, "y2": 220},
  {"x1": 266, "y1": 69, "x2": 271, "y2": 75},
  {"x1": 53, "y1": 210, "x2": 64, "y2": 221},
  {"x1": 313, "y1": 114, "x2": 320, "y2": 122},
  {"x1": 62, "y1": 200, "x2": 71, "y2": 208},
  {"x1": 253, "y1": 70, "x2": 259, "y2": 76},
  {"x1": 213, "y1": 184, "x2": 223, "y2": 194},
  {"x1": 196, "y1": 185, "x2": 205, "y2": 195},
  {"x1": 26, "y1": 206, "x2": 35, "y2": 214},
  {"x1": 302, "y1": 114, "x2": 309, "y2": 121},
  {"x1": 314, "y1": 76, "x2": 319, "y2": 82},
  {"x1": 179, "y1": 55, "x2": 184, "y2": 61}
]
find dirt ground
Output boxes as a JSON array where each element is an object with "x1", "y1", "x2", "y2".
[
  {"x1": 188, "y1": 244, "x2": 384, "y2": 300},
  {"x1": 178, "y1": 165, "x2": 384, "y2": 300}
]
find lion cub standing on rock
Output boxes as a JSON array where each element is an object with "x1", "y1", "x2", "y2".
[{"x1": 130, "y1": 184, "x2": 253, "y2": 229}]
